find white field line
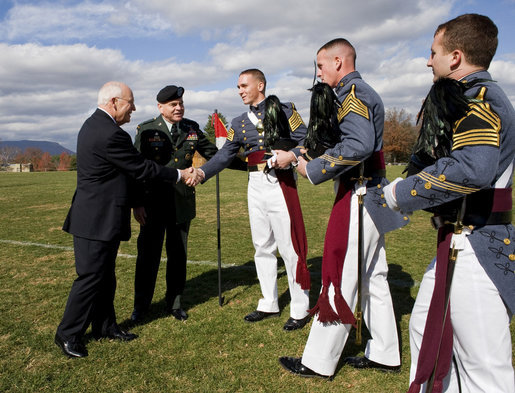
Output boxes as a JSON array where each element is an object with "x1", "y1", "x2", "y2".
[{"x1": 0, "y1": 238, "x2": 419, "y2": 287}]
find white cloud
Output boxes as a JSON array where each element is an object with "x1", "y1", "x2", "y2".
[{"x1": 0, "y1": 0, "x2": 514, "y2": 152}]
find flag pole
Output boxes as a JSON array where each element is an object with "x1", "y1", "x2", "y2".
[{"x1": 214, "y1": 109, "x2": 225, "y2": 307}]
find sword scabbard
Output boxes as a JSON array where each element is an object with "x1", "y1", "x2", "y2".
[{"x1": 355, "y1": 310, "x2": 363, "y2": 346}]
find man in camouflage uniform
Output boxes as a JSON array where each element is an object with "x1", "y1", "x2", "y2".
[
  {"x1": 131, "y1": 85, "x2": 218, "y2": 322},
  {"x1": 384, "y1": 14, "x2": 514, "y2": 392}
]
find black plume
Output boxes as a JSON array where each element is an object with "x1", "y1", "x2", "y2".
[
  {"x1": 304, "y1": 82, "x2": 341, "y2": 159},
  {"x1": 412, "y1": 77, "x2": 489, "y2": 163},
  {"x1": 263, "y1": 95, "x2": 293, "y2": 150}
]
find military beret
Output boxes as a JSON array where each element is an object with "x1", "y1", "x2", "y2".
[{"x1": 156, "y1": 85, "x2": 184, "y2": 103}]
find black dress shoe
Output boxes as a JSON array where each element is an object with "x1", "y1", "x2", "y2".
[
  {"x1": 94, "y1": 326, "x2": 138, "y2": 341},
  {"x1": 169, "y1": 308, "x2": 188, "y2": 321},
  {"x1": 130, "y1": 310, "x2": 146, "y2": 323},
  {"x1": 54, "y1": 333, "x2": 88, "y2": 358},
  {"x1": 343, "y1": 356, "x2": 400, "y2": 373},
  {"x1": 244, "y1": 310, "x2": 280, "y2": 322},
  {"x1": 278, "y1": 356, "x2": 332, "y2": 380},
  {"x1": 283, "y1": 315, "x2": 311, "y2": 331}
]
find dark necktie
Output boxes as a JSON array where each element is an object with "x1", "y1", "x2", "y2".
[{"x1": 171, "y1": 123, "x2": 178, "y2": 144}]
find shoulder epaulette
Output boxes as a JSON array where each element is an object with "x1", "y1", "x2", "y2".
[
  {"x1": 452, "y1": 86, "x2": 501, "y2": 151},
  {"x1": 337, "y1": 85, "x2": 370, "y2": 123},
  {"x1": 137, "y1": 117, "x2": 158, "y2": 130}
]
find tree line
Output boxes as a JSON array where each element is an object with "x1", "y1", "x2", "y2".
[{"x1": 0, "y1": 146, "x2": 75, "y2": 171}]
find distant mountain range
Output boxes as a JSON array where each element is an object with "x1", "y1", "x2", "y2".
[{"x1": 0, "y1": 140, "x2": 75, "y2": 155}]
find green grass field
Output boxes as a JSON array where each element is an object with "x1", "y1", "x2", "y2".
[{"x1": 0, "y1": 168, "x2": 512, "y2": 392}]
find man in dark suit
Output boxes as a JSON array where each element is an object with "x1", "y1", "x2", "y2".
[
  {"x1": 55, "y1": 81, "x2": 193, "y2": 358},
  {"x1": 130, "y1": 85, "x2": 218, "y2": 322}
]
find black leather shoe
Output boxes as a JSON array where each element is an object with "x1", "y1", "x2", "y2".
[
  {"x1": 244, "y1": 310, "x2": 280, "y2": 322},
  {"x1": 169, "y1": 308, "x2": 188, "y2": 321},
  {"x1": 54, "y1": 333, "x2": 88, "y2": 358},
  {"x1": 278, "y1": 357, "x2": 332, "y2": 380},
  {"x1": 130, "y1": 310, "x2": 145, "y2": 323},
  {"x1": 283, "y1": 315, "x2": 311, "y2": 331},
  {"x1": 94, "y1": 326, "x2": 138, "y2": 341},
  {"x1": 343, "y1": 356, "x2": 400, "y2": 373}
]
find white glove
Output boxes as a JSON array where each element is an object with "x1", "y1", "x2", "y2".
[{"x1": 383, "y1": 177, "x2": 403, "y2": 211}]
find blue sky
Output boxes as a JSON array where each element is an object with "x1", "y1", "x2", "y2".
[{"x1": 0, "y1": 0, "x2": 514, "y2": 151}]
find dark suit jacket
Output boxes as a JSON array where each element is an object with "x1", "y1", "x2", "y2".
[{"x1": 63, "y1": 109, "x2": 179, "y2": 242}]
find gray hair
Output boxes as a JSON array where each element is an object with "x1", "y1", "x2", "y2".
[{"x1": 97, "y1": 81, "x2": 124, "y2": 106}]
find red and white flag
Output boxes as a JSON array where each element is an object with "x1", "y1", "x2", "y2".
[{"x1": 212, "y1": 112, "x2": 228, "y2": 149}]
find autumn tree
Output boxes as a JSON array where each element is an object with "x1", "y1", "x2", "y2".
[
  {"x1": 383, "y1": 108, "x2": 418, "y2": 163},
  {"x1": 36, "y1": 151, "x2": 54, "y2": 171},
  {"x1": 57, "y1": 152, "x2": 72, "y2": 171},
  {"x1": 14, "y1": 147, "x2": 43, "y2": 168}
]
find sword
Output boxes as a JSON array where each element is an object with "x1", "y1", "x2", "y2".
[
  {"x1": 351, "y1": 162, "x2": 368, "y2": 346},
  {"x1": 427, "y1": 198, "x2": 466, "y2": 393}
]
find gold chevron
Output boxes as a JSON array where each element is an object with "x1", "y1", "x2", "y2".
[
  {"x1": 227, "y1": 127, "x2": 235, "y2": 141},
  {"x1": 452, "y1": 87, "x2": 500, "y2": 150},
  {"x1": 337, "y1": 85, "x2": 370, "y2": 122},
  {"x1": 289, "y1": 109, "x2": 304, "y2": 132}
]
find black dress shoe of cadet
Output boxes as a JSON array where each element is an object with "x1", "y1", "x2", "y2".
[
  {"x1": 170, "y1": 308, "x2": 188, "y2": 321},
  {"x1": 94, "y1": 326, "x2": 138, "y2": 341},
  {"x1": 278, "y1": 356, "x2": 332, "y2": 380},
  {"x1": 283, "y1": 315, "x2": 311, "y2": 331},
  {"x1": 244, "y1": 310, "x2": 280, "y2": 323},
  {"x1": 343, "y1": 356, "x2": 400, "y2": 373},
  {"x1": 54, "y1": 333, "x2": 88, "y2": 358}
]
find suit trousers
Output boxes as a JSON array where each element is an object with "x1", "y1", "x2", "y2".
[
  {"x1": 247, "y1": 170, "x2": 310, "y2": 319},
  {"x1": 57, "y1": 236, "x2": 120, "y2": 341},
  {"x1": 133, "y1": 203, "x2": 188, "y2": 313},
  {"x1": 302, "y1": 192, "x2": 400, "y2": 376},
  {"x1": 409, "y1": 235, "x2": 514, "y2": 393}
]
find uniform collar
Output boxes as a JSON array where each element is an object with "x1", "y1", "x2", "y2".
[
  {"x1": 335, "y1": 71, "x2": 362, "y2": 94},
  {"x1": 249, "y1": 99, "x2": 266, "y2": 113},
  {"x1": 459, "y1": 69, "x2": 491, "y2": 83},
  {"x1": 162, "y1": 116, "x2": 180, "y2": 132}
]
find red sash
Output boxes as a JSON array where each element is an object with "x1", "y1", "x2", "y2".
[
  {"x1": 247, "y1": 151, "x2": 310, "y2": 289},
  {"x1": 308, "y1": 151, "x2": 385, "y2": 324}
]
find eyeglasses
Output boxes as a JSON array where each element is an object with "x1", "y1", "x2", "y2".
[{"x1": 115, "y1": 97, "x2": 135, "y2": 106}]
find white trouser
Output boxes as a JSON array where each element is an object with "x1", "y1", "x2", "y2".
[
  {"x1": 302, "y1": 191, "x2": 400, "y2": 376},
  {"x1": 247, "y1": 170, "x2": 310, "y2": 319},
  {"x1": 409, "y1": 235, "x2": 514, "y2": 393}
]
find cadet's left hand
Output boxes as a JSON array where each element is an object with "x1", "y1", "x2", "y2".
[{"x1": 273, "y1": 150, "x2": 297, "y2": 169}]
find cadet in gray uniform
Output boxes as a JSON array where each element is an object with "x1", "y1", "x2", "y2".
[
  {"x1": 384, "y1": 14, "x2": 514, "y2": 392},
  {"x1": 131, "y1": 86, "x2": 218, "y2": 322},
  {"x1": 280, "y1": 38, "x2": 408, "y2": 379},
  {"x1": 196, "y1": 69, "x2": 311, "y2": 331}
]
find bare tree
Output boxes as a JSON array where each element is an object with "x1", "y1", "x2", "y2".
[{"x1": 0, "y1": 141, "x2": 21, "y2": 167}]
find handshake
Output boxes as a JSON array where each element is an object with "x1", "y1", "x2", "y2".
[{"x1": 179, "y1": 167, "x2": 205, "y2": 187}]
